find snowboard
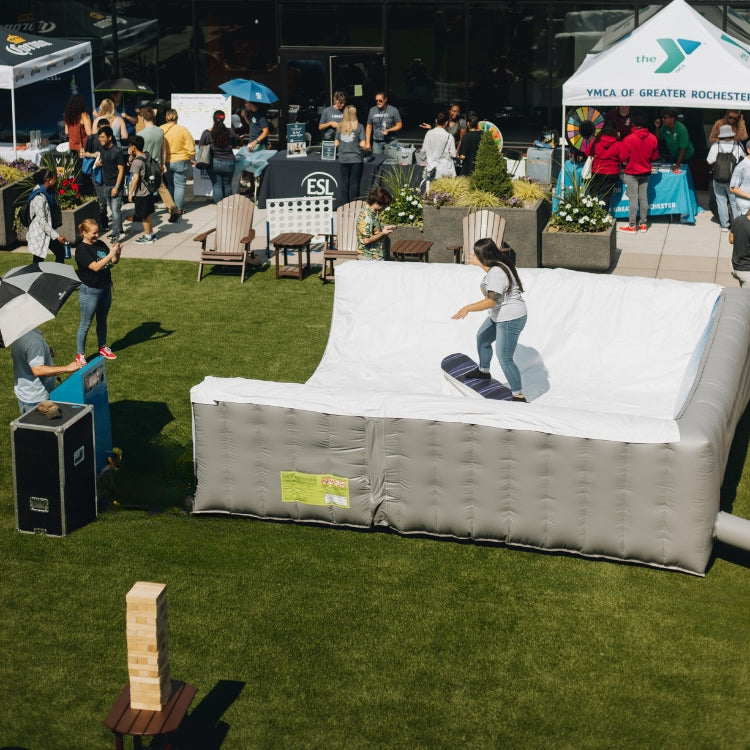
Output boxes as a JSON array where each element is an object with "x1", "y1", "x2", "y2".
[{"x1": 441, "y1": 353, "x2": 513, "y2": 401}]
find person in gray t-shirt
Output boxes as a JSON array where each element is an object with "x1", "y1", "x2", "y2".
[
  {"x1": 335, "y1": 105, "x2": 366, "y2": 203},
  {"x1": 319, "y1": 91, "x2": 347, "y2": 141}
]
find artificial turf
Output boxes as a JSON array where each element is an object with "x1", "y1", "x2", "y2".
[{"x1": 0, "y1": 253, "x2": 748, "y2": 749}]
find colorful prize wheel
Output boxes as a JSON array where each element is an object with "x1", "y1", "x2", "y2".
[
  {"x1": 478, "y1": 121, "x2": 503, "y2": 151},
  {"x1": 566, "y1": 106, "x2": 605, "y2": 151}
]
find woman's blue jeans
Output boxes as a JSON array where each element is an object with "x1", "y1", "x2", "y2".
[
  {"x1": 477, "y1": 314, "x2": 527, "y2": 394},
  {"x1": 166, "y1": 160, "x2": 191, "y2": 210},
  {"x1": 209, "y1": 158, "x2": 235, "y2": 203},
  {"x1": 77, "y1": 283, "x2": 112, "y2": 355}
]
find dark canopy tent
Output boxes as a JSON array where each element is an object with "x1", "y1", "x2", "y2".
[{"x1": 0, "y1": 27, "x2": 93, "y2": 150}]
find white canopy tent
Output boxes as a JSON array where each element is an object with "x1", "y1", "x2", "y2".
[
  {"x1": 561, "y1": 0, "x2": 750, "y2": 142},
  {"x1": 0, "y1": 27, "x2": 93, "y2": 155}
]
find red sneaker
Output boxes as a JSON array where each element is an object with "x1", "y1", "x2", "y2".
[
  {"x1": 619, "y1": 225, "x2": 637, "y2": 233},
  {"x1": 639, "y1": 224, "x2": 648, "y2": 232},
  {"x1": 75, "y1": 353, "x2": 87, "y2": 365},
  {"x1": 99, "y1": 346, "x2": 117, "y2": 360}
]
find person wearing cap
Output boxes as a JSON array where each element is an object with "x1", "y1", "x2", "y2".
[
  {"x1": 709, "y1": 110, "x2": 748, "y2": 144},
  {"x1": 11, "y1": 329, "x2": 82, "y2": 414},
  {"x1": 198, "y1": 110, "x2": 240, "y2": 203},
  {"x1": 654, "y1": 108, "x2": 694, "y2": 171},
  {"x1": 707, "y1": 124, "x2": 745, "y2": 231},
  {"x1": 730, "y1": 141, "x2": 750, "y2": 219}
]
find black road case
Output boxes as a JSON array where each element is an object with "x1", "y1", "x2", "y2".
[{"x1": 11, "y1": 403, "x2": 97, "y2": 536}]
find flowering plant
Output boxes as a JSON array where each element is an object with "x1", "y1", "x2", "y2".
[
  {"x1": 549, "y1": 171, "x2": 613, "y2": 233},
  {"x1": 380, "y1": 183, "x2": 425, "y2": 228},
  {"x1": 0, "y1": 158, "x2": 36, "y2": 188},
  {"x1": 56, "y1": 176, "x2": 85, "y2": 210},
  {"x1": 424, "y1": 189, "x2": 455, "y2": 207}
]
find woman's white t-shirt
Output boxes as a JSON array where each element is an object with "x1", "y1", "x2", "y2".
[{"x1": 481, "y1": 265, "x2": 527, "y2": 322}]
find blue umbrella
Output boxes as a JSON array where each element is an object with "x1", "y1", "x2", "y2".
[{"x1": 219, "y1": 78, "x2": 279, "y2": 105}]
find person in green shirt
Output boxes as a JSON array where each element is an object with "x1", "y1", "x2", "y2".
[{"x1": 655, "y1": 108, "x2": 694, "y2": 171}]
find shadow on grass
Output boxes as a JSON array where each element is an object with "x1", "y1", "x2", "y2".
[
  {"x1": 178, "y1": 680, "x2": 245, "y2": 749},
  {"x1": 104, "y1": 400, "x2": 193, "y2": 510},
  {"x1": 109, "y1": 321, "x2": 174, "y2": 353}
]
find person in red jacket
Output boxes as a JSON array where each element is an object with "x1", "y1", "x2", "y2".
[
  {"x1": 618, "y1": 110, "x2": 659, "y2": 233},
  {"x1": 583, "y1": 122, "x2": 621, "y2": 212}
]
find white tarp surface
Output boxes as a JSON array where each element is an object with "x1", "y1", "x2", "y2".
[
  {"x1": 562, "y1": 0, "x2": 750, "y2": 108},
  {"x1": 192, "y1": 261, "x2": 721, "y2": 444}
]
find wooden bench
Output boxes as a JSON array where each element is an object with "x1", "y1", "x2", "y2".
[{"x1": 103, "y1": 680, "x2": 197, "y2": 750}]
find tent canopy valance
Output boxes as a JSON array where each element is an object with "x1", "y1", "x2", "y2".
[{"x1": 562, "y1": 0, "x2": 750, "y2": 109}]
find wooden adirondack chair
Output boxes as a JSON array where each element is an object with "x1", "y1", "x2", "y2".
[
  {"x1": 195, "y1": 195, "x2": 256, "y2": 283},
  {"x1": 322, "y1": 200, "x2": 364, "y2": 282},
  {"x1": 449, "y1": 210, "x2": 507, "y2": 264}
]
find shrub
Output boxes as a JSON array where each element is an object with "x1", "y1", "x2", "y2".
[
  {"x1": 469, "y1": 132, "x2": 513, "y2": 199},
  {"x1": 549, "y1": 170, "x2": 613, "y2": 233},
  {"x1": 0, "y1": 158, "x2": 36, "y2": 189},
  {"x1": 512, "y1": 177, "x2": 550, "y2": 205},
  {"x1": 456, "y1": 189, "x2": 501, "y2": 209},
  {"x1": 428, "y1": 176, "x2": 471, "y2": 203}
]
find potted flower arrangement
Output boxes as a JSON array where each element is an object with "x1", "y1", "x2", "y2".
[
  {"x1": 14, "y1": 151, "x2": 99, "y2": 244},
  {"x1": 0, "y1": 157, "x2": 36, "y2": 248},
  {"x1": 376, "y1": 164, "x2": 425, "y2": 252},
  {"x1": 542, "y1": 171, "x2": 616, "y2": 271}
]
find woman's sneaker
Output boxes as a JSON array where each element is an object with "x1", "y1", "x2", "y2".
[
  {"x1": 99, "y1": 346, "x2": 117, "y2": 360},
  {"x1": 75, "y1": 353, "x2": 87, "y2": 365}
]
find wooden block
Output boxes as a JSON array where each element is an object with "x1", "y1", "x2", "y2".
[{"x1": 125, "y1": 581, "x2": 170, "y2": 711}]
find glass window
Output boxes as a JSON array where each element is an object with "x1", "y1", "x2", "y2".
[{"x1": 280, "y1": 3, "x2": 382, "y2": 47}]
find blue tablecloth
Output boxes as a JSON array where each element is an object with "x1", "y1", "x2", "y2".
[{"x1": 554, "y1": 161, "x2": 703, "y2": 225}]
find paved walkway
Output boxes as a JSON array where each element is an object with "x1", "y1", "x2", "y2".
[{"x1": 12, "y1": 188, "x2": 736, "y2": 287}]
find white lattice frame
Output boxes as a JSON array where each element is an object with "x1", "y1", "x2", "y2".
[{"x1": 266, "y1": 197, "x2": 334, "y2": 242}]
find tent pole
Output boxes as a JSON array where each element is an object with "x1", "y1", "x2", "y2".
[{"x1": 11, "y1": 81, "x2": 17, "y2": 157}]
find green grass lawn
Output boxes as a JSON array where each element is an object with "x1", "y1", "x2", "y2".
[{"x1": 0, "y1": 253, "x2": 749, "y2": 749}]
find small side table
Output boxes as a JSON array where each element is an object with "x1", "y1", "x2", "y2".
[
  {"x1": 391, "y1": 239, "x2": 432, "y2": 263},
  {"x1": 271, "y1": 232, "x2": 314, "y2": 280},
  {"x1": 103, "y1": 680, "x2": 196, "y2": 750}
]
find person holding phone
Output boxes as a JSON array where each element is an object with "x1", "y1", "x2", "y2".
[
  {"x1": 74, "y1": 218, "x2": 121, "y2": 364},
  {"x1": 357, "y1": 187, "x2": 394, "y2": 260}
]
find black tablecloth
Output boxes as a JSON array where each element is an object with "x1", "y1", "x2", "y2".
[{"x1": 257, "y1": 153, "x2": 387, "y2": 208}]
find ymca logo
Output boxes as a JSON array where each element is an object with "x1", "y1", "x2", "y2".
[
  {"x1": 301, "y1": 171, "x2": 338, "y2": 197},
  {"x1": 654, "y1": 38, "x2": 701, "y2": 73}
]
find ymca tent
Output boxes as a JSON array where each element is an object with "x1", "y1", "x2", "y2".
[
  {"x1": 590, "y1": 3, "x2": 750, "y2": 53},
  {"x1": 562, "y1": 0, "x2": 750, "y2": 110}
]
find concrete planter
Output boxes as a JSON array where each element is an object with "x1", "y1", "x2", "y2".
[
  {"x1": 541, "y1": 221, "x2": 616, "y2": 272},
  {"x1": 59, "y1": 199, "x2": 100, "y2": 245},
  {"x1": 0, "y1": 180, "x2": 26, "y2": 249},
  {"x1": 16, "y1": 198, "x2": 100, "y2": 246},
  {"x1": 422, "y1": 198, "x2": 550, "y2": 267}
]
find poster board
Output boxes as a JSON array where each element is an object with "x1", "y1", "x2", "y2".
[
  {"x1": 171, "y1": 93, "x2": 231, "y2": 142},
  {"x1": 286, "y1": 123, "x2": 307, "y2": 158}
]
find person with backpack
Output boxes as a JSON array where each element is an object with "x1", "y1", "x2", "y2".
[
  {"x1": 707, "y1": 124, "x2": 745, "y2": 231},
  {"x1": 127, "y1": 135, "x2": 157, "y2": 245},
  {"x1": 25, "y1": 168, "x2": 67, "y2": 263},
  {"x1": 139, "y1": 105, "x2": 180, "y2": 223}
]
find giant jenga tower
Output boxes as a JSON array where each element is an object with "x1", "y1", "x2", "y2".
[{"x1": 126, "y1": 581, "x2": 171, "y2": 710}]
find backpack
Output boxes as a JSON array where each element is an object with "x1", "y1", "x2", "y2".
[
  {"x1": 19, "y1": 187, "x2": 44, "y2": 228},
  {"x1": 135, "y1": 154, "x2": 162, "y2": 193},
  {"x1": 713, "y1": 147, "x2": 740, "y2": 183}
]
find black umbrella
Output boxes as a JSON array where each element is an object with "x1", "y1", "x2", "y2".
[
  {"x1": 0, "y1": 263, "x2": 81, "y2": 348},
  {"x1": 94, "y1": 78, "x2": 154, "y2": 95}
]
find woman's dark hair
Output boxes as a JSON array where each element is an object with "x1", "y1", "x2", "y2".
[
  {"x1": 367, "y1": 186, "x2": 392, "y2": 207},
  {"x1": 210, "y1": 110, "x2": 229, "y2": 148},
  {"x1": 33, "y1": 168, "x2": 55, "y2": 185},
  {"x1": 473, "y1": 237, "x2": 524, "y2": 292},
  {"x1": 600, "y1": 122, "x2": 618, "y2": 138},
  {"x1": 466, "y1": 114, "x2": 480, "y2": 129},
  {"x1": 63, "y1": 94, "x2": 89, "y2": 126},
  {"x1": 435, "y1": 112, "x2": 448, "y2": 128}
]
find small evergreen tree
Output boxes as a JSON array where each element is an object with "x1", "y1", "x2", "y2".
[{"x1": 469, "y1": 132, "x2": 513, "y2": 199}]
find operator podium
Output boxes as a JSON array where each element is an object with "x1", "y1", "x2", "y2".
[{"x1": 51, "y1": 356, "x2": 113, "y2": 475}]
